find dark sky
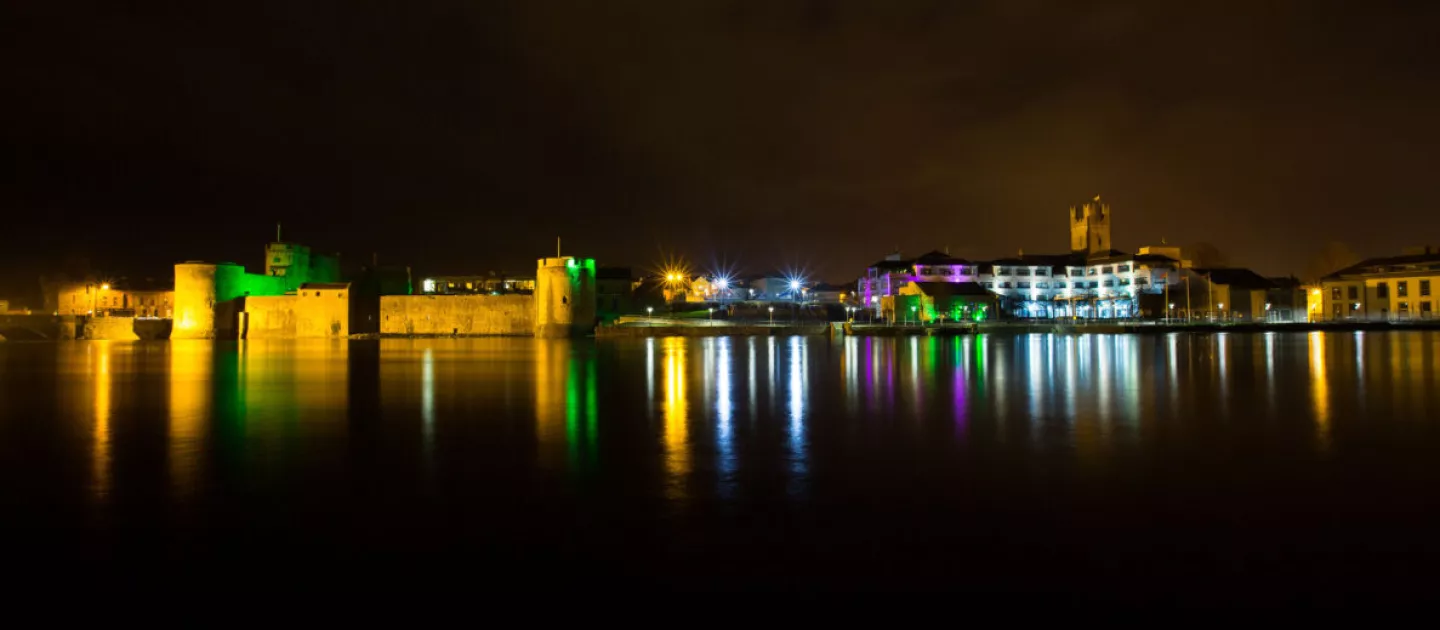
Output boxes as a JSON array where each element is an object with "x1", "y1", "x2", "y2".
[{"x1": 6, "y1": 0, "x2": 1440, "y2": 301}]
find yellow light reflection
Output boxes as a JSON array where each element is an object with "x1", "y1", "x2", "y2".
[
  {"x1": 91, "y1": 341, "x2": 113, "y2": 500},
  {"x1": 534, "y1": 339, "x2": 569, "y2": 472},
  {"x1": 169, "y1": 340, "x2": 213, "y2": 500},
  {"x1": 662, "y1": 337, "x2": 690, "y2": 501},
  {"x1": 1308, "y1": 331, "x2": 1331, "y2": 451}
]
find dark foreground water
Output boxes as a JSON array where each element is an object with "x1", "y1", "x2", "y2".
[{"x1": 2, "y1": 332, "x2": 1440, "y2": 599}]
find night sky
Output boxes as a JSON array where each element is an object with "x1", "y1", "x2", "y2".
[{"x1": 7, "y1": 1, "x2": 1440, "y2": 303}]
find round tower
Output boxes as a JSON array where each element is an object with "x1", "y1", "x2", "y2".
[
  {"x1": 535, "y1": 256, "x2": 597, "y2": 338},
  {"x1": 173, "y1": 261, "x2": 243, "y2": 339}
]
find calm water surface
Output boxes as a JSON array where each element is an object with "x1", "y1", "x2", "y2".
[{"x1": 3, "y1": 332, "x2": 1440, "y2": 597}]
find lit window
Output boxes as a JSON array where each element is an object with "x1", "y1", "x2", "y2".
[{"x1": 1422, "y1": 280, "x2": 1432, "y2": 297}]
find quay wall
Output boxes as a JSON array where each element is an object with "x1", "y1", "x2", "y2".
[
  {"x1": 0, "y1": 314, "x2": 72, "y2": 340},
  {"x1": 83, "y1": 316, "x2": 140, "y2": 341},
  {"x1": 244, "y1": 288, "x2": 349, "y2": 339},
  {"x1": 380, "y1": 295, "x2": 534, "y2": 336}
]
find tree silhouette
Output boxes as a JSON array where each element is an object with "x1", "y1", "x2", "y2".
[
  {"x1": 1304, "y1": 241, "x2": 1361, "y2": 282},
  {"x1": 1185, "y1": 242, "x2": 1229, "y2": 268}
]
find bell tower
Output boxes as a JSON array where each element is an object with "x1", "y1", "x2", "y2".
[{"x1": 1069, "y1": 195, "x2": 1112, "y2": 257}]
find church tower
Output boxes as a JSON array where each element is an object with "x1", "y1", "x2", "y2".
[{"x1": 1069, "y1": 195, "x2": 1112, "y2": 257}]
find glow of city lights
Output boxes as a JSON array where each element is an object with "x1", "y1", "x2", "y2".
[
  {"x1": 100, "y1": 283, "x2": 110, "y2": 291},
  {"x1": 789, "y1": 280, "x2": 801, "y2": 290},
  {"x1": 715, "y1": 277, "x2": 729, "y2": 289}
]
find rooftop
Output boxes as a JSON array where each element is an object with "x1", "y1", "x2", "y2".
[
  {"x1": 1192, "y1": 268, "x2": 1274, "y2": 290},
  {"x1": 1323, "y1": 252, "x2": 1440, "y2": 280}
]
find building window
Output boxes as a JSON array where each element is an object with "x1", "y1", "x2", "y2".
[
  {"x1": 1035, "y1": 282, "x2": 1048, "y2": 289},
  {"x1": 1087, "y1": 268, "x2": 1098, "y2": 276},
  {"x1": 1422, "y1": 280, "x2": 1432, "y2": 297},
  {"x1": 1000, "y1": 282, "x2": 1012, "y2": 288},
  {"x1": 1070, "y1": 269, "x2": 1083, "y2": 277},
  {"x1": 1347, "y1": 286, "x2": 1358, "y2": 300},
  {"x1": 1120, "y1": 278, "x2": 1131, "y2": 286},
  {"x1": 1399, "y1": 301, "x2": 1409, "y2": 315},
  {"x1": 1017, "y1": 269, "x2": 1030, "y2": 276},
  {"x1": 1103, "y1": 280, "x2": 1115, "y2": 287},
  {"x1": 1089, "y1": 281, "x2": 1099, "y2": 289},
  {"x1": 1377, "y1": 282, "x2": 1389, "y2": 299},
  {"x1": 1118, "y1": 265, "x2": 1131, "y2": 272},
  {"x1": 996, "y1": 267, "x2": 1011, "y2": 275},
  {"x1": 1424, "y1": 302, "x2": 1433, "y2": 316},
  {"x1": 982, "y1": 282, "x2": 993, "y2": 288},
  {"x1": 1018, "y1": 282, "x2": 1031, "y2": 289},
  {"x1": 1136, "y1": 278, "x2": 1149, "y2": 285},
  {"x1": 1072, "y1": 282, "x2": 1084, "y2": 289},
  {"x1": 1398, "y1": 281, "x2": 1408, "y2": 298},
  {"x1": 1102, "y1": 266, "x2": 1113, "y2": 274},
  {"x1": 1034, "y1": 268, "x2": 1047, "y2": 276}
]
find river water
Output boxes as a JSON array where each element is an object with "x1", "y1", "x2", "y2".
[{"x1": 2, "y1": 332, "x2": 1439, "y2": 598}]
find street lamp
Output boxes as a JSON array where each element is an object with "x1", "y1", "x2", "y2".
[
  {"x1": 910, "y1": 305, "x2": 917, "y2": 326},
  {"x1": 646, "y1": 306, "x2": 653, "y2": 326},
  {"x1": 707, "y1": 307, "x2": 713, "y2": 321},
  {"x1": 768, "y1": 306, "x2": 774, "y2": 324}
]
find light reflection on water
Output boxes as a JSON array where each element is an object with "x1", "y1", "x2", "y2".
[{"x1": 2, "y1": 332, "x2": 1439, "y2": 513}]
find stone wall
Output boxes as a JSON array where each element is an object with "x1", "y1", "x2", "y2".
[
  {"x1": 83, "y1": 316, "x2": 140, "y2": 341},
  {"x1": 380, "y1": 294, "x2": 534, "y2": 336},
  {"x1": 243, "y1": 288, "x2": 350, "y2": 339}
]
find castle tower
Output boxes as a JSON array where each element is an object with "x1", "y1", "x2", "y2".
[
  {"x1": 173, "y1": 262, "x2": 244, "y2": 339},
  {"x1": 1069, "y1": 195, "x2": 1112, "y2": 257},
  {"x1": 535, "y1": 256, "x2": 597, "y2": 338}
]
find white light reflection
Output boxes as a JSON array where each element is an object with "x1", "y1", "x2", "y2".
[
  {"x1": 1216, "y1": 332, "x2": 1229, "y2": 402},
  {"x1": 1027, "y1": 334, "x2": 1044, "y2": 424},
  {"x1": 1264, "y1": 332, "x2": 1276, "y2": 414},
  {"x1": 422, "y1": 347, "x2": 435, "y2": 471},
  {"x1": 747, "y1": 337, "x2": 758, "y2": 420},
  {"x1": 645, "y1": 337, "x2": 655, "y2": 420},
  {"x1": 787, "y1": 336, "x2": 809, "y2": 496},
  {"x1": 716, "y1": 337, "x2": 735, "y2": 496}
]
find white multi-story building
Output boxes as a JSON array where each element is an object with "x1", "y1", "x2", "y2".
[{"x1": 857, "y1": 197, "x2": 1190, "y2": 321}]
